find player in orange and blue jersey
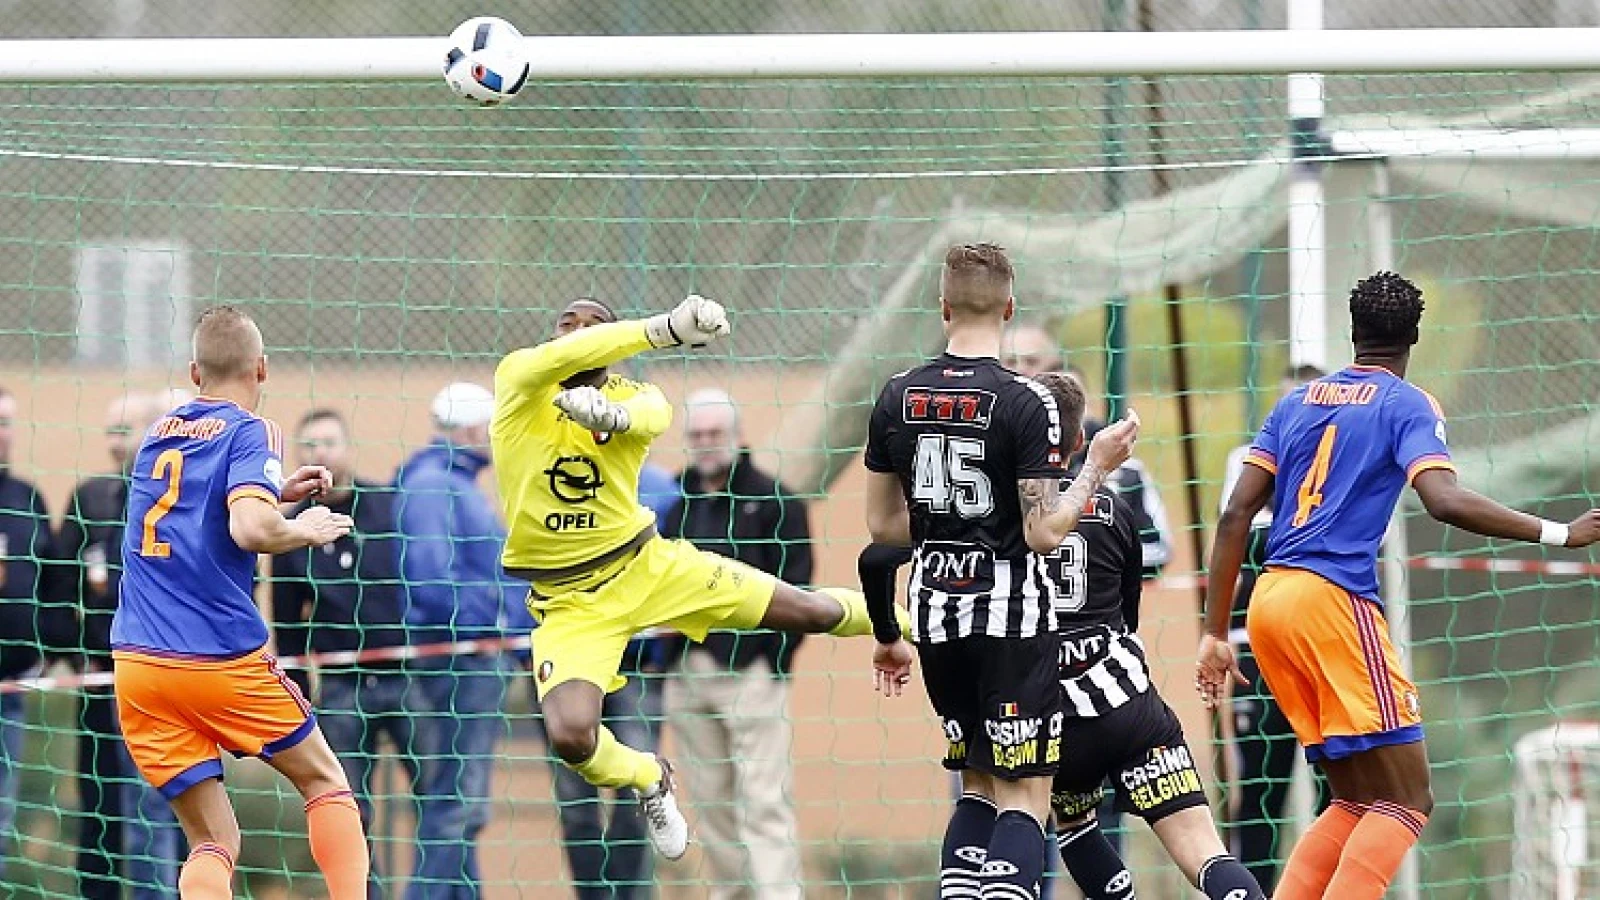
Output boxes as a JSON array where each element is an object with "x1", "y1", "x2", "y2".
[
  {"x1": 112, "y1": 306, "x2": 370, "y2": 900},
  {"x1": 1196, "y1": 272, "x2": 1600, "y2": 900}
]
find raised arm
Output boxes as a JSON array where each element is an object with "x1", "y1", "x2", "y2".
[
  {"x1": 1019, "y1": 413, "x2": 1140, "y2": 555},
  {"x1": 496, "y1": 295, "x2": 731, "y2": 397},
  {"x1": 496, "y1": 321, "x2": 656, "y2": 397}
]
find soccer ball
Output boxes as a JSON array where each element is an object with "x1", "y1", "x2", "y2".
[{"x1": 443, "y1": 16, "x2": 530, "y2": 106}]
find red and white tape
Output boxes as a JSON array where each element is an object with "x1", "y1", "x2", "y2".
[
  {"x1": 3, "y1": 555, "x2": 1593, "y2": 695},
  {"x1": 1156, "y1": 553, "x2": 1600, "y2": 592},
  {"x1": 0, "y1": 634, "x2": 534, "y2": 695}
]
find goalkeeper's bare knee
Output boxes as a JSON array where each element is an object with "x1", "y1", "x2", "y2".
[{"x1": 540, "y1": 680, "x2": 604, "y2": 765}]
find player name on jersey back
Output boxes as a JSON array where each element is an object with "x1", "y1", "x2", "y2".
[{"x1": 864, "y1": 354, "x2": 1066, "y2": 644}]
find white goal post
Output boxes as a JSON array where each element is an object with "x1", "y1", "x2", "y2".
[
  {"x1": 1514, "y1": 722, "x2": 1600, "y2": 900},
  {"x1": 0, "y1": 22, "x2": 1594, "y2": 900},
  {"x1": 0, "y1": 28, "x2": 1599, "y2": 82}
]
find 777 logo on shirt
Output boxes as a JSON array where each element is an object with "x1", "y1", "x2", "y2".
[{"x1": 903, "y1": 388, "x2": 995, "y2": 429}]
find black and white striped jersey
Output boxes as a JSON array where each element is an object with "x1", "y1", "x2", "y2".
[
  {"x1": 1044, "y1": 483, "x2": 1154, "y2": 717},
  {"x1": 864, "y1": 354, "x2": 1066, "y2": 644}
]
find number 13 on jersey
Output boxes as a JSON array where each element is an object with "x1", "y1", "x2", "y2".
[{"x1": 1292, "y1": 424, "x2": 1337, "y2": 527}]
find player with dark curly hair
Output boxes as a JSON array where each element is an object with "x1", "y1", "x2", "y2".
[{"x1": 1197, "y1": 271, "x2": 1600, "y2": 900}]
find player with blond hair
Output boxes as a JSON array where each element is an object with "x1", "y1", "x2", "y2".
[
  {"x1": 493, "y1": 295, "x2": 898, "y2": 861},
  {"x1": 113, "y1": 306, "x2": 368, "y2": 899}
]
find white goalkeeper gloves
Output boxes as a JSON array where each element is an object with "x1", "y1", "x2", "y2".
[
  {"x1": 553, "y1": 385, "x2": 631, "y2": 433},
  {"x1": 645, "y1": 294, "x2": 731, "y2": 349}
]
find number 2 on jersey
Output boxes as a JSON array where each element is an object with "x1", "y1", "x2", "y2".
[
  {"x1": 1292, "y1": 424, "x2": 1337, "y2": 527},
  {"x1": 140, "y1": 449, "x2": 183, "y2": 558}
]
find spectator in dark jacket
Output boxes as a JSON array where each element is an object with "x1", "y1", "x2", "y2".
[
  {"x1": 396, "y1": 382, "x2": 533, "y2": 900},
  {"x1": 271, "y1": 408, "x2": 411, "y2": 899},
  {"x1": 660, "y1": 389, "x2": 810, "y2": 900},
  {"x1": 0, "y1": 386, "x2": 73, "y2": 883},
  {"x1": 60, "y1": 392, "x2": 183, "y2": 899}
]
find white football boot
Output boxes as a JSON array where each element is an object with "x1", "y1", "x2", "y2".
[{"x1": 636, "y1": 756, "x2": 689, "y2": 860}]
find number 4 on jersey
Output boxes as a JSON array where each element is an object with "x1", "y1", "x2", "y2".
[
  {"x1": 912, "y1": 434, "x2": 994, "y2": 519},
  {"x1": 1293, "y1": 424, "x2": 1337, "y2": 527}
]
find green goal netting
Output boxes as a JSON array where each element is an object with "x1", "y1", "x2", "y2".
[{"x1": 1, "y1": 66, "x2": 1599, "y2": 900}]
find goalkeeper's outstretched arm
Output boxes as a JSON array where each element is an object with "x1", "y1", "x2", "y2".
[{"x1": 495, "y1": 295, "x2": 731, "y2": 397}]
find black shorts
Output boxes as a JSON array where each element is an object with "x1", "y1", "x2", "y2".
[
  {"x1": 1050, "y1": 689, "x2": 1207, "y2": 824},
  {"x1": 918, "y1": 633, "x2": 1064, "y2": 780}
]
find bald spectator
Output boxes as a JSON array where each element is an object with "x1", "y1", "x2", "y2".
[
  {"x1": 62, "y1": 392, "x2": 183, "y2": 899},
  {"x1": 1004, "y1": 324, "x2": 1173, "y2": 577},
  {"x1": 661, "y1": 389, "x2": 808, "y2": 900},
  {"x1": 1001, "y1": 321, "x2": 1066, "y2": 376},
  {"x1": 1003, "y1": 326, "x2": 1175, "y2": 885}
]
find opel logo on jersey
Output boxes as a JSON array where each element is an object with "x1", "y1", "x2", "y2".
[{"x1": 545, "y1": 456, "x2": 604, "y2": 503}]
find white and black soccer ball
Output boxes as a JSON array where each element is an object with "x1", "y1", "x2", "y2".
[{"x1": 443, "y1": 16, "x2": 530, "y2": 106}]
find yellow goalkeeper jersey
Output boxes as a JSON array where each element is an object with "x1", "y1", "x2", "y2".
[{"x1": 491, "y1": 321, "x2": 672, "y2": 572}]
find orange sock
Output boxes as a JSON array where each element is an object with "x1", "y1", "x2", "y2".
[
  {"x1": 1324, "y1": 801, "x2": 1428, "y2": 899},
  {"x1": 1275, "y1": 799, "x2": 1366, "y2": 900},
  {"x1": 305, "y1": 789, "x2": 370, "y2": 900},
  {"x1": 178, "y1": 843, "x2": 235, "y2": 900}
]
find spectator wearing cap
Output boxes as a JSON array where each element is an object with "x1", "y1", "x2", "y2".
[
  {"x1": 396, "y1": 383, "x2": 534, "y2": 899},
  {"x1": 271, "y1": 408, "x2": 411, "y2": 898}
]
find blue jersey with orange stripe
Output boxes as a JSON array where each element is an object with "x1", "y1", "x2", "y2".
[
  {"x1": 112, "y1": 397, "x2": 286, "y2": 658},
  {"x1": 1246, "y1": 366, "x2": 1452, "y2": 602}
]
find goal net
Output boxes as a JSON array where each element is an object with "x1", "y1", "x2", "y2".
[
  {"x1": 0, "y1": 60, "x2": 1598, "y2": 900},
  {"x1": 1513, "y1": 723, "x2": 1600, "y2": 900}
]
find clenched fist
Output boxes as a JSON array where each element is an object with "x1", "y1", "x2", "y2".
[
  {"x1": 554, "y1": 385, "x2": 631, "y2": 433},
  {"x1": 645, "y1": 294, "x2": 731, "y2": 349}
]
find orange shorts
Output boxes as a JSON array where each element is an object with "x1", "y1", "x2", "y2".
[
  {"x1": 114, "y1": 646, "x2": 315, "y2": 799},
  {"x1": 1246, "y1": 568, "x2": 1423, "y2": 762}
]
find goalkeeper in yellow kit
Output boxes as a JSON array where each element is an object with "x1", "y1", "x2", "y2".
[{"x1": 493, "y1": 295, "x2": 888, "y2": 860}]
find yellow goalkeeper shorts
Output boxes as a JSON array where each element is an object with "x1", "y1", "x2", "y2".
[{"x1": 525, "y1": 536, "x2": 776, "y2": 697}]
